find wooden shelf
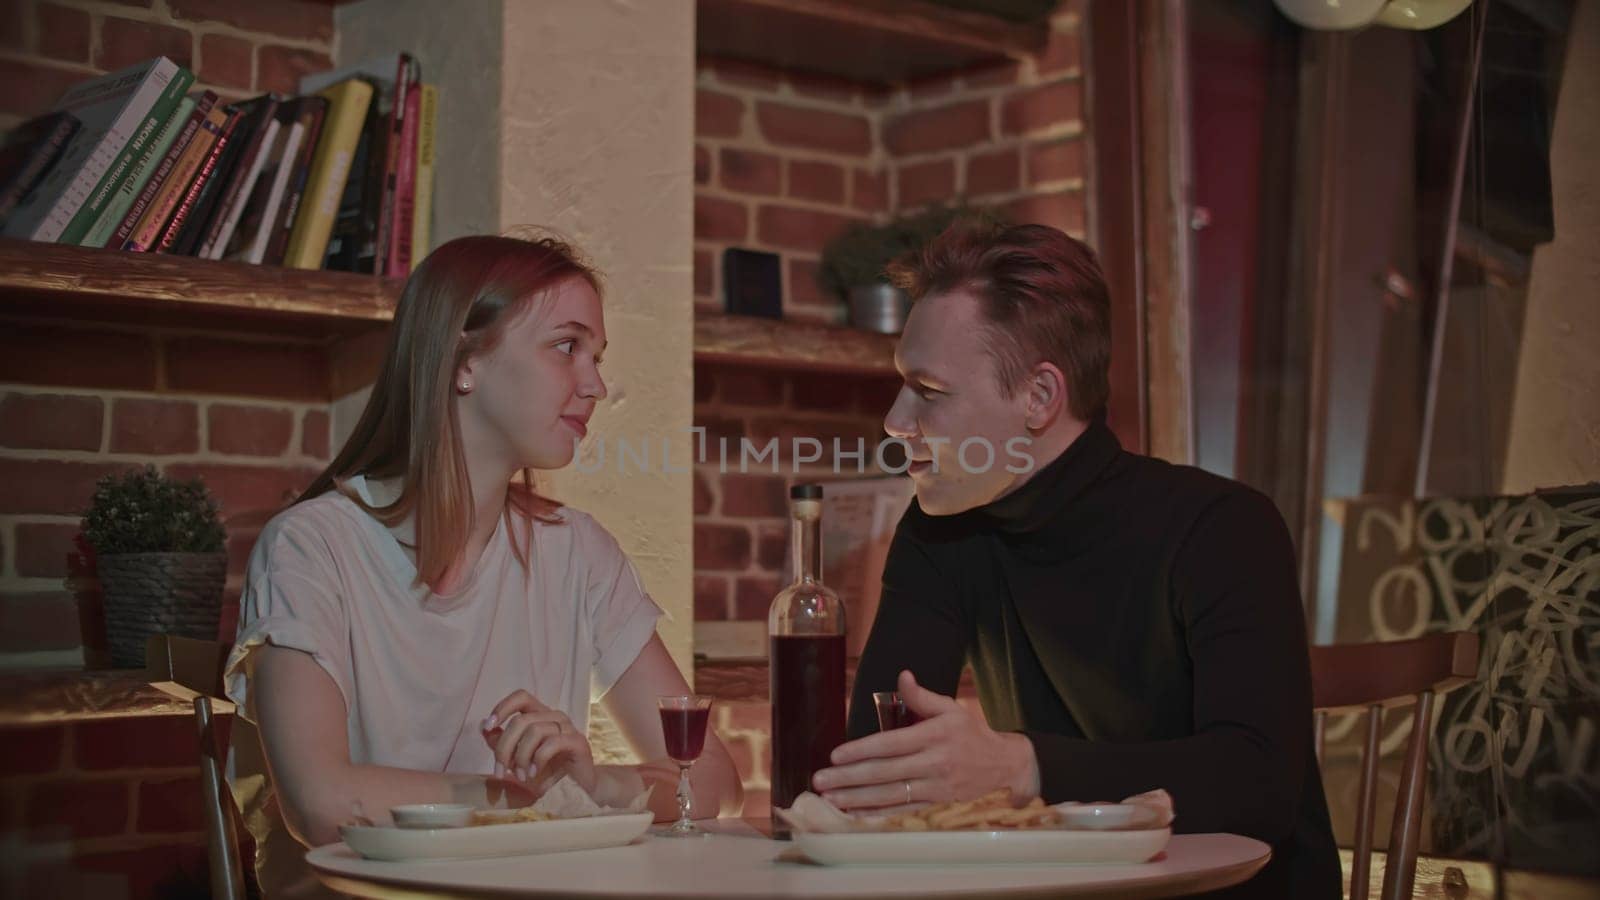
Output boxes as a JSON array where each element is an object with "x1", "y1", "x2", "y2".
[
  {"x1": 697, "y1": 0, "x2": 1048, "y2": 86},
  {"x1": 694, "y1": 311, "x2": 899, "y2": 377},
  {"x1": 0, "y1": 238, "x2": 399, "y2": 339},
  {"x1": 0, "y1": 241, "x2": 899, "y2": 376}
]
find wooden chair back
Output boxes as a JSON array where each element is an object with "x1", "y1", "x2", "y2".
[
  {"x1": 146, "y1": 634, "x2": 248, "y2": 900},
  {"x1": 1310, "y1": 631, "x2": 1479, "y2": 900}
]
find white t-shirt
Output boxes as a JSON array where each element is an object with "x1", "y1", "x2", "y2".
[{"x1": 223, "y1": 476, "x2": 662, "y2": 898}]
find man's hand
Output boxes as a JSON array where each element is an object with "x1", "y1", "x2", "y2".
[
  {"x1": 481, "y1": 690, "x2": 597, "y2": 798},
  {"x1": 811, "y1": 670, "x2": 1040, "y2": 812}
]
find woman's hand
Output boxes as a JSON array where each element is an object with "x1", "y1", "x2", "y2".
[{"x1": 481, "y1": 690, "x2": 597, "y2": 797}]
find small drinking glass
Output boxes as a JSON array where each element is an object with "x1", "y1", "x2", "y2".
[
  {"x1": 657, "y1": 695, "x2": 713, "y2": 837},
  {"x1": 873, "y1": 691, "x2": 919, "y2": 731}
]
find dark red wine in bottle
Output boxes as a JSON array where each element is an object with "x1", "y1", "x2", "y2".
[
  {"x1": 769, "y1": 633, "x2": 847, "y2": 815},
  {"x1": 768, "y1": 484, "x2": 846, "y2": 838}
]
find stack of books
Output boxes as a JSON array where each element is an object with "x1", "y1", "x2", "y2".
[{"x1": 0, "y1": 53, "x2": 438, "y2": 277}]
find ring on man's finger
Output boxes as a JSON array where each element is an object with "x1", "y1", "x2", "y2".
[{"x1": 903, "y1": 780, "x2": 912, "y2": 804}]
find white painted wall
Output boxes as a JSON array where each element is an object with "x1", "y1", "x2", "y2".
[
  {"x1": 1503, "y1": 4, "x2": 1600, "y2": 493},
  {"x1": 329, "y1": 5, "x2": 697, "y2": 759},
  {"x1": 497, "y1": 1, "x2": 696, "y2": 679}
]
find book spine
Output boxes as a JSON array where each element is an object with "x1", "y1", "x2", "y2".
[
  {"x1": 200, "y1": 107, "x2": 280, "y2": 259},
  {"x1": 2, "y1": 57, "x2": 171, "y2": 240},
  {"x1": 264, "y1": 100, "x2": 326, "y2": 266},
  {"x1": 386, "y1": 79, "x2": 421, "y2": 278},
  {"x1": 0, "y1": 115, "x2": 80, "y2": 224},
  {"x1": 373, "y1": 55, "x2": 410, "y2": 277},
  {"x1": 33, "y1": 58, "x2": 181, "y2": 242},
  {"x1": 170, "y1": 98, "x2": 264, "y2": 257},
  {"x1": 155, "y1": 110, "x2": 239, "y2": 253},
  {"x1": 53, "y1": 58, "x2": 166, "y2": 109},
  {"x1": 284, "y1": 80, "x2": 373, "y2": 269},
  {"x1": 240, "y1": 121, "x2": 304, "y2": 264},
  {"x1": 58, "y1": 67, "x2": 194, "y2": 245},
  {"x1": 347, "y1": 90, "x2": 386, "y2": 273},
  {"x1": 113, "y1": 92, "x2": 215, "y2": 248},
  {"x1": 122, "y1": 101, "x2": 225, "y2": 252},
  {"x1": 201, "y1": 118, "x2": 277, "y2": 258},
  {"x1": 82, "y1": 96, "x2": 193, "y2": 248},
  {"x1": 409, "y1": 83, "x2": 436, "y2": 266}
]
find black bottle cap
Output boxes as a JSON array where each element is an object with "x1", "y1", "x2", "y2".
[{"x1": 790, "y1": 483, "x2": 823, "y2": 499}]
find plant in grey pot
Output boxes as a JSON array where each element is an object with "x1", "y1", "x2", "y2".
[
  {"x1": 80, "y1": 466, "x2": 227, "y2": 668},
  {"x1": 818, "y1": 204, "x2": 1007, "y2": 334}
]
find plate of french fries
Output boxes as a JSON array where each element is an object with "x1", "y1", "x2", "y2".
[
  {"x1": 783, "y1": 789, "x2": 1174, "y2": 867},
  {"x1": 340, "y1": 810, "x2": 654, "y2": 862},
  {"x1": 338, "y1": 777, "x2": 654, "y2": 861}
]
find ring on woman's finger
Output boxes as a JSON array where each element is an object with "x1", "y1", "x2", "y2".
[{"x1": 903, "y1": 780, "x2": 912, "y2": 804}]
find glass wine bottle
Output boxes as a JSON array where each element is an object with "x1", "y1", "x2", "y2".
[{"x1": 768, "y1": 483, "x2": 846, "y2": 838}]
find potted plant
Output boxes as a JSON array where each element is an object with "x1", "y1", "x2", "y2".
[
  {"x1": 79, "y1": 466, "x2": 227, "y2": 668},
  {"x1": 818, "y1": 203, "x2": 1007, "y2": 334}
]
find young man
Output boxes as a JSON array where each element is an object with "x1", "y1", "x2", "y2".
[{"x1": 812, "y1": 223, "x2": 1341, "y2": 897}]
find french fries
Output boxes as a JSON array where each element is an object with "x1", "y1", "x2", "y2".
[
  {"x1": 876, "y1": 789, "x2": 1062, "y2": 832},
  {"x1": 468, "y1": 807, "x2": 557, "y2": 826}
]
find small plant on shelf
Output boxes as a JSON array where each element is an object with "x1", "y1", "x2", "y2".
[
  {"x1": 80, "y1": 466, "x2": 228, "y2": 668},
  {"x1": 817, "y1": 203, "x2": 1008, "y2": 300},
  {"x1": 82, "y1": 466, "x2": 226, "y2": 556},
  {"x1": 817, "y1": 204, "x2": 1007, "y2": 333}
]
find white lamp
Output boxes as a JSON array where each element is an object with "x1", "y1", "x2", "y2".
[
  {"x1": 1373, "y1": 0, "x2": 1473, "y2": 29},
  {"x1": 1272, "y1": 0, "x2": 1472, "y2": 30}
]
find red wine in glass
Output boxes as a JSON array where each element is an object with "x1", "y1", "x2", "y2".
[
  {"x1": 872, "y1": 691, "x2": 919, "y2": 731},
  {"x1": 660, "y1": 706, "x2": 710, "y2": 763},
  {"x1": 657, "y1": 696, "x2": 712, "y2": 836}
]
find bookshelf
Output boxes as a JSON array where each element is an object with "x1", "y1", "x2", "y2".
[
  {"x1": 696, "y1": 0, "x2": 1048, "y2": 85},
  {"x1": 0, "y1": 238, "x2": 399, "y2": 338}
]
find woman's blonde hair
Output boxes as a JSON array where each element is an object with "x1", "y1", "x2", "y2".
[{"x1": 299, "y1": 233, "x2": 603, "y2": 588}]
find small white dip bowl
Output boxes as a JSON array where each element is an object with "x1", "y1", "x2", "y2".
[
  {"x1": 1057, "y1": 803, "x2": 1139, "y2": 830},
  {"x1": 391, "y1": 803, "x2": 474, "y2": 829}
]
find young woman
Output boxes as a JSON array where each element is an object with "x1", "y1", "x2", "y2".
[{"x1": 224, "y1": 234, "x2": 742, "y2": 898}]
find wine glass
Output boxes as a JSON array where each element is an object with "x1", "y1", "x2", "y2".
[
  {"x1": 657, "y1": 695, "x2": 713, "y2": 837},
  {"x1": 873, "y1": 691, "x2": 919, "y2": 731}
]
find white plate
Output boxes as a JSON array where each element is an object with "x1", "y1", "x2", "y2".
[
  {"x1": 794, "y1": 827, "x2": 1171, "y2": 867},
  {"x1": 339, "y1": 812, "x2": 654, "y2": 862}
]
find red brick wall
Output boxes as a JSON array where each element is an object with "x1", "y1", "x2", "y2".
[
  {"x1": 0, "y1": 712, "x2": 236, "y2": 899},
  {"x1": 694, "y1": 57, "x2": 884, "y2": 323},
  {"x1": 710, "y1": 699, "x2": 772, "y2": 819},
  {"x1": 885, "y1": 12, "x2": 1086, "y2": 235},
  {"x1": 693, "y1": 6, "x2": 1088, "y2": 322},
  {"x1": 0, "y1": 322, "x2": 333, "y2": 669},
  {"x1": 0, "y1": 320, "x2": 331, "y2": 666},
  {"x1": 691, "y1": 7, "x2": 1092, "y2": 636},
  {"x1": 0, "y1": 0, "x2": 335, "y2": 130},
  {"x1": 1, "y1": 7, "x2": 340, "y2": 894},
  {"x1": 692, "y1": 363, "x2": 902, "y2": 625},
  {"x1": 0, "y1": 0, "x2": 341, "y2": 669},
  {"x1": 692, "y1": 7, "x2": 1090, "y2": 817}
]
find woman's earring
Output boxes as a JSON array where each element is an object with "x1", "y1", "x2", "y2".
[{"x1": 459, "y1": 380, "x2": 472, "y2": 392}]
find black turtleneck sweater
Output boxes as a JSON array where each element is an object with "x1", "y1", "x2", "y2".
[{"x1": 847, "y1": 421, "x2": 1341, "y2": 898}]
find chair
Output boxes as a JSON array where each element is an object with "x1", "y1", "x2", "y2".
[
  {"x1": 146, "y1": 634, "x2": 248, "y2": 900},
  {"x1": 1310, "y1": 631, "x2": 1479, "y2": 900}
]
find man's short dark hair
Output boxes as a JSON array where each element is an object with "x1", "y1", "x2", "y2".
[{"x1": 887, "y1": 222, "x2": 1112, "y2": 420}]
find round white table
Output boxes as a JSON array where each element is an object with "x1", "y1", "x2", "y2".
[{"x1": 308, "y1": 819, "x2": 1271, "y2": 899}]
